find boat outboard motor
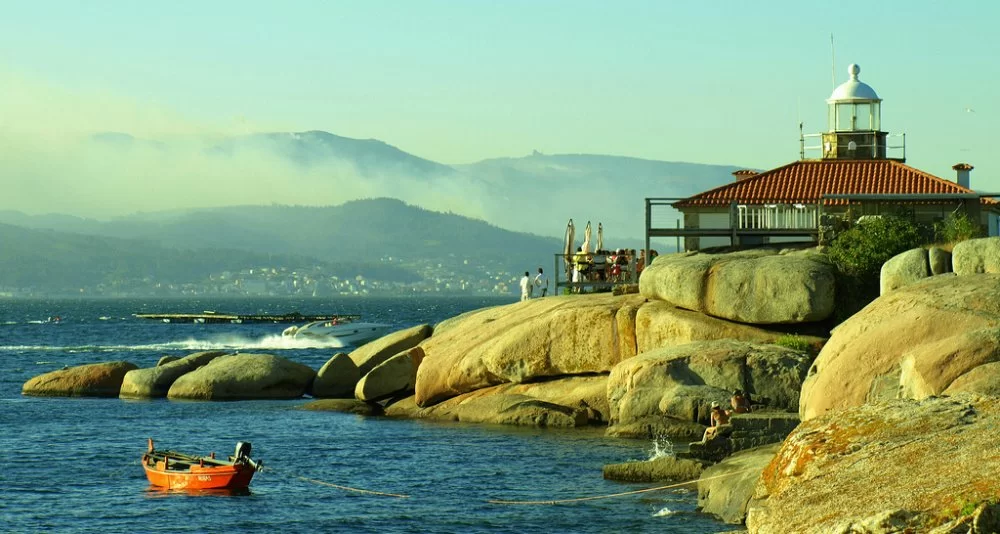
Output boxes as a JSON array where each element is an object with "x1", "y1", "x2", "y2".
[
  {"x1": 235, "y1": 442, "x2": 252, "y2": 462},
  {"x1": 234, "y1": 441, "x2": 262, "y2": 471}
]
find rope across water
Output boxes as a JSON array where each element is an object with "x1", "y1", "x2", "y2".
[
  {"x1": 263, "y1": 464, "x2": 756, "y2": 505},
  {"x1": 263, "y1": 466, "x2": 410, "y2": 498},
  {"x1": 485, "y1": 468, "x2": 756, "y2": 506}
]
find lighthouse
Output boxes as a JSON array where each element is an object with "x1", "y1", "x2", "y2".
[{"x1": 820, "y1": 64, "x2": 896, "y2": 160}]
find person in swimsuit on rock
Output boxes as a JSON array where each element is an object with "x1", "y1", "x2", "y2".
[{"x1": 702, "y1": 401, "x2": 731, "y2": 442}]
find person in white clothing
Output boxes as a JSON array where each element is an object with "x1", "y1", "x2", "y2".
[
  {"x1": 534, "y1": 267, "x2": 549, "y2": 297},
  {"x1": 519, "y1": 271, "x2": 532, "y2": 301}
]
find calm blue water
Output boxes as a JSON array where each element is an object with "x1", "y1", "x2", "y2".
[{"x1": 0, "y1": 297, "x2": 726, "y2": 533}]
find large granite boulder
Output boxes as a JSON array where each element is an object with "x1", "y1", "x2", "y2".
[
  {"x1": 415, "y1": 294, "x2": 642, "y2": 407},
  {"x1": 635, "y1": 300, "x2": 812, "y2": 354},
  {"x1": 120, "y1": 350, "x2": 228, "y2": 399},
  {"x1": 22, "y1": 361, "x2": 138, "y2": 397},
  {"x1": 879, "y1": 247, "x2": 930, "y2": 295},
  {"x1": 640, "y1": 248, "x2": 836, "y2": 324},
  {"x1": 429, "y1": 393, "x2": 589, "y2": 427},
  {"x1": 697, "y1": 444, "x2": 779, "y2": 525},
  {"x1": 309, "y1": 352, "x2": 360, "y2": 398},
  {"x1": 952, "y1": 236, "x2": 1000, "y2": 274},
  {"x1": 607, "y1": 340, "x2": 812, "y2": 438},
  {"x1": 166, "y1": 353, "x2": 316, "y2": 400},
  {"x1": 800, "y1": 274, "x2": 1000, "y2": 421},
  {"x1": 355, "y1": 347, "x2": 424, "y2": 402},
  {"x1": 387, "y1": 375, "x2": 609, "y2": 427},
  {"x1": 349, "y1": 324, "x2": 432, "y2": 376},
  {"x1": 747, "y1": 395, "x2": 1000, "y2": 534}
]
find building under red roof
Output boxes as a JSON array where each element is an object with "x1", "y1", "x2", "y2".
[
  {"x1": 675, "y1": 160, "x2": 994, "y2": 208},
  {"x1": 648, "y1": 64, "x2": 998, "y2": 251}
]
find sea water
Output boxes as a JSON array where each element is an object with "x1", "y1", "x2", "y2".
[{"x1": 0, "y1": 297, "x2": 727, "y2": 533}]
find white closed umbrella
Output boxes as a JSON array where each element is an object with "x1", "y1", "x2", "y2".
[
  {"x1": 596, "y1": 222, "x2": 604, "y2": 252},
  {"x1": 564, "y1": 219, "x2": 575, "y2": 266},
  {"x1": 582, "y1": 221, "x2": 592, "y2": 253}
]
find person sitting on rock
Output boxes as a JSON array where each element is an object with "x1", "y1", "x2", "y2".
[
  {"x1": 701, "y1": 401, "x2": 731, "y2": 442},
  {"x1": 730, "y1": 389, "x2": 752, "y2": 414}
]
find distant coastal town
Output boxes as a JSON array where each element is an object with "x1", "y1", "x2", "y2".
[{"x1": 0, "y1": 255, "x2": 527, "y2": 298}]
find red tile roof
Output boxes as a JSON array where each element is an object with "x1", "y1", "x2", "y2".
[{"x1": 674, "y1": 160, "x2": 996, "y2": 208}]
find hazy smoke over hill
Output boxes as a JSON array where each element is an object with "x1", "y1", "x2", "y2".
[{"x1": 0, "y1": 70, "x2": 487, "y2": 221}]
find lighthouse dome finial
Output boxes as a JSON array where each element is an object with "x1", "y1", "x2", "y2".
[{"x1": 828, "y1": 63, "x2": 880, "y2": 102}]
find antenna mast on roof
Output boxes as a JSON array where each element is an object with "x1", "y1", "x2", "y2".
[{"x1": 830, "y1": 33, "x2": 836, "y2": 90}]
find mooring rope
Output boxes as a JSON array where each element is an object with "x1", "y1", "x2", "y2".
[
  {"x1": 486, "y1": 467, "x2": 757, "y2": 506},
  {"x1": 263, "y1": 467, "x2": 410, "y2": 499}
]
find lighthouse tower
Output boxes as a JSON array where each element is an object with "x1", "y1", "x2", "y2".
[{"x1": 821, "y1": 64, "x2": 895, "y2": 160}]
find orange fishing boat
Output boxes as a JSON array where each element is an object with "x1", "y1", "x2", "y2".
[{"x1": 142, "y1": 439, "x2": 262, "y2": 490}]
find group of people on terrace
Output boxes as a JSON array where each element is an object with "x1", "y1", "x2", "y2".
[{"x1": 569, "y1": 247, "x2": 654, "y2": 286}]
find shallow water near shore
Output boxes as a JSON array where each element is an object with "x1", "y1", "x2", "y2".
[{"x1": 0, "y1": 297, "x2": 727, "y2": 533}]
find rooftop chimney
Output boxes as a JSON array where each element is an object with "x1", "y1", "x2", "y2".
[
  {"x1": 952, "y1": 163, "x2": 974, "y2": 189},
  {"x1": 732, "y1": 169, "x2": 759, "y2": 181}
]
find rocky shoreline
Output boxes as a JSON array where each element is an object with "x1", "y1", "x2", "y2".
[{"x1": 24, "y1": 238, "x2": 1000, "y2": 532}]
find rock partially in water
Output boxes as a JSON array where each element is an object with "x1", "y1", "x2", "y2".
[
  {"x1": 355, "y1": 346, "x2": 423, "y2": 402},
  {"x1": 156, "y1": 355, "x2": 178, "y2": 366},
  {"x1": 120, "y1": 350, "x2": 228, "y2": 399},
  {"x1": 310, "y1": 352, "x2": 360, "y2": 399},
  {"x1": 603, "y1": 456, "x2": 707, "y2": 483},
  {"x1": 167, "y1": 353, "x2": 316, "y2": 400},
  {"x1": 350, "y1": 324, "x2": 432, "y2": 376},
  {"x1": 299, "y1": 398, "x2": 383, "y2": 416},
  {"x1": 22, "y1": 361, "x2": 138, "y2": 397},
  {"x1": 386, "y1": 375, "x2": 608, "y2": 428},
  {"x1": 697, "y1": 443, "x2": 779, "y2": 525}
]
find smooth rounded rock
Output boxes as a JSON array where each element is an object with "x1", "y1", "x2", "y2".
[
  {"x1": 879, "y1": 247, "x2": 929, "y2": 295},
  {"x1": 167, "y1": 353, "x2": 316, "y2": 400},
  {"x1": 697, "y1": 444, "x2": 779, "y2": 525},
  {"x1": 349, "y1": 324, "x2": 432, "y2": 376},
  {"x1": 952, "y1": 236, "x2": 1000, "y2": 274},
  {"x1": 640, "y1": 248, "x2": 835, "y2": 324},
  {"x1": 120, "y1": 350, "x2": 228, "y2": 399},
  {"x1": 800, "y1": 274, "x2": 1000, "y2": 420},
  {"x1": 310, "y1": 352, "x2": 360, "y2": 398},
  {"x1": 415, "y1": 294, "x2": 641, "y2": 407},
  {"x1": 355, "y1": 346, "x2": 423, "y2": 401},
  {"x1": 22, "y1": 361, "x2": 138, "y2": 397}
]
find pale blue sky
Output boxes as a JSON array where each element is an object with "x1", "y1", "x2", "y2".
[{"x1": 1, "y1": 1, "x2": 997, "y2": 187}]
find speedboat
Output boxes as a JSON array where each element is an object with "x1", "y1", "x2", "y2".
[
  {"x1": 283, "y1": 319, "x2": 391, "y2": 345},
  {"x1": 142, "y1": 439, "x2": 262, "y2": 490}
]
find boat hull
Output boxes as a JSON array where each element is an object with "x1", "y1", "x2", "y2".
[
  {"x1": 142, "y1": 456, "x2": 256, "y2": 490},
  {"x1": 291, "y1": 321, "x2": 392, "y2": 345}
]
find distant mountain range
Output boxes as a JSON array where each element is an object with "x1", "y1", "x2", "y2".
[
  {"x1": 82, "y1": 129, "x2": 745, "y2": 243},
  {"x1": 1, "y1": 129, "x2": 749, "y2": 295},
  {"x1": 0, "y1": 199, "x2": 561, "y2": 295}
]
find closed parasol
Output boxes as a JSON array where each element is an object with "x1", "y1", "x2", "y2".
[
  {"x1": 582, "y1": 221, "x2": 592, "y2": 253},
  {"x1": 596, "y1": 222, "x2": 603, "y2": 252},
  {"x1": 564, "y1": 219, "x2": 575, "y2": 265}
]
